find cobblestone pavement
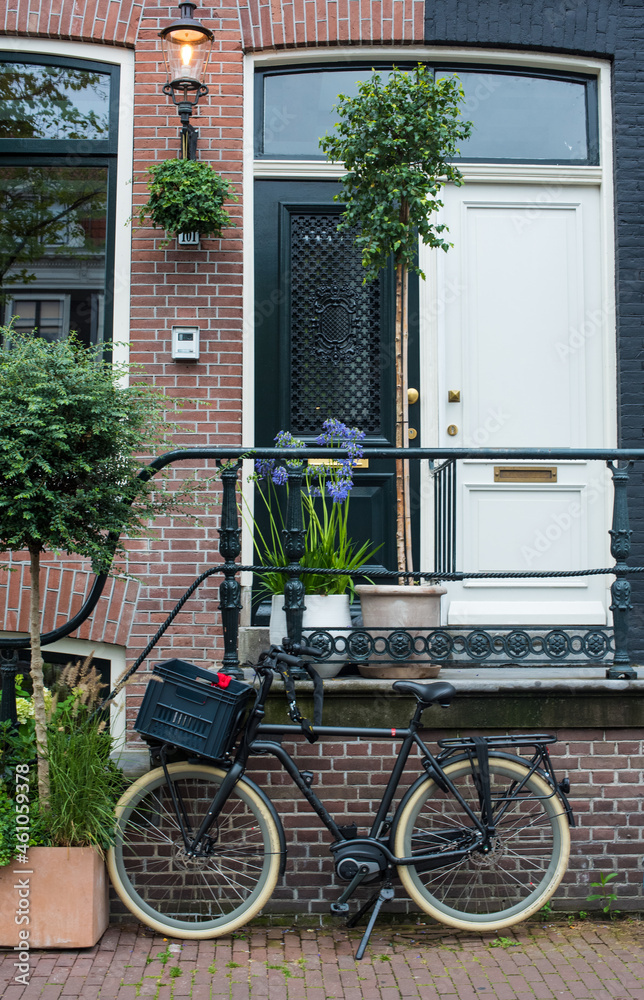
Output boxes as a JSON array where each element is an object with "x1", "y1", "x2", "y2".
[{"x1": 1, "y1": 920, "x2": 644, "y2": 1000}]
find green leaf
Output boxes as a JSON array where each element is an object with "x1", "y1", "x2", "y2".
[{"x1": 320, "y1": 63, "x2": 472, "y2": 282}]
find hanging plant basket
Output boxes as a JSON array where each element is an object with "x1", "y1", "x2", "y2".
[{"x1": 138, "y1": 158, "x2": 238, "y2": 243}]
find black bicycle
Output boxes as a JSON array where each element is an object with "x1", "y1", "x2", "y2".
[{"x1": 108, "y1": 643, "x2": 573, "y2": 957}]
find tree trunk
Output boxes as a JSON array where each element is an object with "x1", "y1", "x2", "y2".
[
  {"x1": 395, "y1": 199, "x2": 412, "y2": 580},
  {"x1": 28, "y1": 546, "x2": 50, "y2": 807}
]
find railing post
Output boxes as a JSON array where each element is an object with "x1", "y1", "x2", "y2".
[
  {"x1": 607, "y1": 461, "x2": 636, "y2": 679},
  {"x1": 217, "y1": 461, "x2": 243, "y2": 678},
  {"x1": 283, "y1": 462, "x2": 306, "y2": 648},
  {"x1": 0, "y1": 649, "x2": 25, "y2": 731}
]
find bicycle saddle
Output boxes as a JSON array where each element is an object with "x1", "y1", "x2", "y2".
[{"x1": 392, "y1": 680, "x2": 456, "y2": 707}]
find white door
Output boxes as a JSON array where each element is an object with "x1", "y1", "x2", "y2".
[{"x1": 420, "y1": 182, "x2": 615, "y2": 626}]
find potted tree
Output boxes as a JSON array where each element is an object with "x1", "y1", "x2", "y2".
[
  {"x1": 0, "y1": 328, "x2": 195, "y2": 945},
  {"x1": 137, "y1": 158, "x2": 238, "y2": 246},
  {"x1": 0, "y1": 660, "x2": 124, "y2": 949},
  {"x1": 320, "y1": 65, "x2": 472, "y2": 674}
]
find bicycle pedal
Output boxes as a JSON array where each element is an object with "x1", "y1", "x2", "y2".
[{"x1": 330, "y1": 902, "x2": 350, "y2": 914}]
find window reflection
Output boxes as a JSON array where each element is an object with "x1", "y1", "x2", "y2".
[
  {"x1": 437, "y1": 71, "x2": 589, "y2": 162},
  {"x1": 263, "y1": 69, "x2": 376, "y2": 157},
  {"x1": 0, "y1": 166, "x2": 108, "y2": 345},
  {"x1": 0, "y1": 63, "x2": 110, "y2": 141}
]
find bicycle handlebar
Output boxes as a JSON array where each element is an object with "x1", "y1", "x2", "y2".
[{"x1": 258, "y1": 642, "x2": 322, "y2": 672}]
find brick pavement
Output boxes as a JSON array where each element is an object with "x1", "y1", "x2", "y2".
[{"x1": 1, "y1": 920, "x2": 643, "y2": 1000}]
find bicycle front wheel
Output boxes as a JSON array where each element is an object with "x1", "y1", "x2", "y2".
[
  {"x1": 107, "y1": 763, "x2": 281, "y2": 938},
  {"x1": 394, "y1": 757, "x2": 570, "y2": 931}
]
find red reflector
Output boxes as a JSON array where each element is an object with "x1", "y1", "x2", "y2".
[{"x1": 391, "y1": 728, "x2": 396, "y2": 737}]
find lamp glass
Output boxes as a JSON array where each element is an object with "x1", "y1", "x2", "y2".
[{"x1": 162, "y1": 29, "x2": 212, "y2": 90}]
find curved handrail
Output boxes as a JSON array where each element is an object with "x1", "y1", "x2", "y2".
[{"x1": 3, "y1": 444, "x2": 644, "y2": 649}]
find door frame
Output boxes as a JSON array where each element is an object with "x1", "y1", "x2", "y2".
[{"x1": 243, "y1": 48, "x2": 615, "y2": 618}]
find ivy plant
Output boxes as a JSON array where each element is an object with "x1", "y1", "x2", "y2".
[
  {"x1": 320, "y1": 64, "x2": 472, "y2": 577},
  {"x1": 138, "y1": 158, "x2": 238, "y2": 241}
]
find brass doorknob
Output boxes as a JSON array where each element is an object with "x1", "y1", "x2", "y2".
[
  {"x1": 408, "y1": 388, "x2": 419, "y2": 405},
  {"x1": 447, "y1": 424, "x2": 458, "y2": 436}
]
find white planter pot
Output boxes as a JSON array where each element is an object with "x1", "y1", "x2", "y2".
[
  {"x1": 355, "y1": 584, "x2": 447, "y2": 678},
  {"x1": 269, "y1": 593, "x2": 352, "y2": 678}
]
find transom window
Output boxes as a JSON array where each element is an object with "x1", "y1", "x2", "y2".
[
  {"x1": 256, "y1": 64, "x2": 598, "y2": 165},
  {"x1": 0, "y1": 54, "x2": 119, "y2": 346}
]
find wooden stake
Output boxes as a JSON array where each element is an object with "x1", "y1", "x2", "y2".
[
  {"x1": 394, "y1": 256, "x2": 406, "y2": 581},
  {"x1": 29, "y1": 547, "x2": 50, "y2": 808}
]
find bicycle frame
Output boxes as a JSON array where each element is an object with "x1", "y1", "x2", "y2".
[
  {"x1": 160, "y1": 660, "x2": 572, "y2": 869},
  {"x1": 251, "y1": 723, "x2": 569, "y2": 866}
]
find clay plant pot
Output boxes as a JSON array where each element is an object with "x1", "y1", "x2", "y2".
[
  {"x1": 0, "y1": 846, "x2": 109, "y2": 948},
  {"x1": 354, "y1": 584, "x2": 447, "y2": 679}
]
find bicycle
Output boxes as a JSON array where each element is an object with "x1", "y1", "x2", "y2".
[{"x1": 107, "y1": 642, "x2": 574, "y2": 958}]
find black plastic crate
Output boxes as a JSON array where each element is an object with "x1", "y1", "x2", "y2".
[{"x1": 135, "y1": 658, "x2": 254, "y2": 760}]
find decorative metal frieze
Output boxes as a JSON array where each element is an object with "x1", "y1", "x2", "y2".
[
  {"x1": 302, "y1": 626, "x2": 615, "y2": 666},
  {"x1": 290, "y1": 212, "x2": 382, "y2": 434}
]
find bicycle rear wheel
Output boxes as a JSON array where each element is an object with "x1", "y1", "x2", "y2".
[
  {"x1": 394, "y1": 757, "x2": 570, "y2": 931},
  {"x1": 107, "y1": 763, "x2": 281, "y2": 938}
]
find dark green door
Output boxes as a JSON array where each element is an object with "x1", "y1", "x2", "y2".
[{"x1": 254, "y1": 179, "x2": 419, "y2": 583}]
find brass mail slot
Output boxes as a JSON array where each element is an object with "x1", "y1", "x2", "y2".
[
  {"x1": 307, "y1": 458, "x2": 369, "y2": 469},
  {"x1": 494, "y1": 466, "x2": 557, "y2": 483}
]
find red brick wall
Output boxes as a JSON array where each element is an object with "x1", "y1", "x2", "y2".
[
  {"x1": 125, "y1": 1, "x2": 244, "y2": 670},
  {"x1": 237, "y1": 0, "x2": 426, "y2": 50},
  {"x1": 0, "y1": 0, "x2": 145, "y2": 46}
]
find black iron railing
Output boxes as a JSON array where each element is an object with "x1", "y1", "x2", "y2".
[
  {"x1": 431, "y1": 458, "x2": 457, "y2": 576},
  {"x1": 2, "y1": 446, "x2": 643, "y2": 726}
]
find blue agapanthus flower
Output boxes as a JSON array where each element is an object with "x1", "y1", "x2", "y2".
[
  {"x1": 254, "y1": 420, "x2": 365, "y2": 503},
  {"x1": 254, "y1": 430, "x2": 304, "y2": 483}
]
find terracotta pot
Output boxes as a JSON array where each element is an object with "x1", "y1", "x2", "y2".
[
  {"x1": 355, "y1": 584, "x2": 447, "y2": 679},
  {"x1": 0, "y1": 846, "x2": 108, "y2": 948},
  {"x1": 269, "y1": 593, "x2": 352, "y2": 678}
]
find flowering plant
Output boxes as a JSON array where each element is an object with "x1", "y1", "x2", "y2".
[
  {"x1": 0, "y1": 658, "x2": 124, "y2": 866},
  {"x1": 250, "y1": 418, "x2": 380, "y2": 598}
]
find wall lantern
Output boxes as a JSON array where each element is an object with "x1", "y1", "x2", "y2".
[{"x1": 160, "y1": 1, "x2": 214, "y2": 159}]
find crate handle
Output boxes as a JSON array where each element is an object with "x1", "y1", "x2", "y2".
[{"x1": 173, "y1": 685, "x2": 208, "y2": 706}]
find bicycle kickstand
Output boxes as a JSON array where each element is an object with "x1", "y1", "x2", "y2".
[{"x1": 347, "y1": 881, "x2": 395, "y2": 961}]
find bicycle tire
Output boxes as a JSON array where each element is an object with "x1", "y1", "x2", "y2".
[
  {"x1": 107, "y1": 762, "x2": 281, "y2": 938},
  {"x1": 394, "y1": 757, "x2": 570, "y2": 931}
]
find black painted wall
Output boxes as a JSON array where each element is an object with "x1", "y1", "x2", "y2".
[{"x1": 424, "y1": 0, "x2": 644, "y2": 662}]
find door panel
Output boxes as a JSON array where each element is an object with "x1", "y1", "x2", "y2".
[
  {"x1": 254, "y1": 180, "x2": 419, "y2": 584},
  {"x1": 423, "y1": 183, "x2": 612, "y2": 625}
]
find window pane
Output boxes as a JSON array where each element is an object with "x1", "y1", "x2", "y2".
[
  {"x1": 260, "y1": 67, "x2": 592, "y2": 163},
  {"x1": 0, "y1": 166, "x2": 108, "y2": 345},
  {"x1": 0, "y1": 63, "x2": 111, "y2": 140},
  {"x1": 438, "y1": 71, "x2": 589, "y2": 161},
  {"x1": 263, "y1": 70, "x2": 375, "y2": 157}
]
